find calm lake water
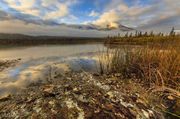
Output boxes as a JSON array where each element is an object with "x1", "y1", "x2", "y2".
[
  {"x1": 0, "y1": 44, "x2": 107, "y2": 96},
  {"x1": 0, "y1": 44, "x2": 105, "y2": 60},
  {"x1": 0, "y1": 44, "x2": 140, "y2": 96}
]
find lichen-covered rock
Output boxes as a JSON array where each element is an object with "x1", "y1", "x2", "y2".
[{"x1": 0, "y1": 72, "x2": 165, "y2": 119}]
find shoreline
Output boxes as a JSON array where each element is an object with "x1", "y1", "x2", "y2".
[
  {"x1": 0, "y1": 71, "x2": 165, "y2": 118},
  {"x1": 0, "y1": 44, "x2": 179, "y2": 118},
  {"x1": 0, "y1": 59, "x2": 21, "y2": 71}
]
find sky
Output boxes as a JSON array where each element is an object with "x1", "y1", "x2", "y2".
[{"x1": 0, "y1": 0, "x2": 180, "y2": 37}]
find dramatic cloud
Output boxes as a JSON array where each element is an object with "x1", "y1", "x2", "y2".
[
  {"x1": 0, "y1": 19, "x2": 110, "y2": 37},
  {"x1": 93, "y1": 10, "x2": 120, "y2": 28},
  {"x1": 1, "y1": 0, "x2": 77, "y2": 21},
  {"x1": 0, "y1": 0, "x2": 180, "y2": 36},
  {"x1": 100, "y1": 0, "x2": 180, "y2": 30},
  {"x1": 5, "y1": 0, "x2": 39, "y2": 16}
]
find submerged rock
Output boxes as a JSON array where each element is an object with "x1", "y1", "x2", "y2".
[
  {"x1": 0, "y1": 59, "x2": 20, "y2": 71},
  {"x1": 0, "y1": 94, "x2": 11, "y2": 102},
  {"x1": 0, "y1": 72, "x2": 165, "y2": 119}
]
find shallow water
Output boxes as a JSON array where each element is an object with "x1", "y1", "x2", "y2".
[
  {"x1": 0, "y1": 44, "x2": 106, "y2": 96},
  {"x1": 0, "y1": 44, "x2": 105, "y2": 59}
]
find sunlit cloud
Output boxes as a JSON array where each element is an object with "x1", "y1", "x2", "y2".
[
  {"x1": 92, "y1": 10, "x2": 120, "y2": 28},
  {"x1": 0, "y1": 0, "x2": 179, "y2": 36}
]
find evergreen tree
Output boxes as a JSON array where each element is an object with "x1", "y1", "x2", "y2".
[
  {"x1": 129, "y1": 33, "x2": 133, "y2": 37},
  {"x1": 150, "y1": 31, "x2": 154, "y2": 36},
  {"x1": 161, "y1": 32, "x2": 164, "y2": 36},
  {"x1": 169, "y1": 27, "x2": 175, "y2": 36},
  {"x1": 144, "y1": 32, "x2": 148, "y2": 36},
  {"x1": 135, "y1": 31, "x2": 138, "y2": 37},
  {"x1": 157, "y1": 32, "x2": 161, "y2": 36},
  {"x1": 125, "y1": 32, "x2": 129, "y2": 38},
  {"x1": 118, "y1": 33, "x2": 120, "y2": 37},
  {"x1": 138, "y1": 31, "x2": 142, "y2": 37}
]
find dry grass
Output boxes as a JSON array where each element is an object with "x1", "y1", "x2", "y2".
[
  {"x1": 105, "y1": 34, "x2": 180, "y2": 46},
  {"x1": 98, "y1": 44, "x2": 180, "y2": 118},
  {"x1": 98, "y1": 45, "x2": 180, "y2": 91}
]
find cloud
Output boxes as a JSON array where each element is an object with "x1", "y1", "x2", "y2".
[
  {"x1": 138, "y1": 14, "x2": 180, "y2": 31},
  {"x1": 41, "y1": 0, "x2": 57, "y2": 7},
  {"x1": 40, "y1": 0, "x2": 75, "y2": 20},
  {"x1": 0, "y1": 0, "x2": 180, "y2": 36},
  {"x1": 92, "y1": 10, "x2": 120, "y2": 28},
  {"x1": 0, "y1": 19, "x2": 110, "y2": 37},
  {"x1": 99, "y1": 0, "x2": 180, "y2": 31},
  {"x1": 43, "y1": 3, "x2": 68, "y2": 19},
  {"x1": 2, "y1": 0, "x2": 77, "y2": 21},
  {"x1": 118, "y1": 4, "x2": 128, "y2": 13},
  {"x1": 0, "y1": 0, "x2": 80, "y2": 26},
  {"x1": 0, "y1": 9, "x2": 59, "y2": 26},
  {"x1": 5, "y1": 0, "x2": 39, "y2": 16},
  {"x1": 89, "y1": 10, "x2": 99, "y2": 17},
  {"x1": 0, "y1": 10, "x2": 11, "y2": 20}
]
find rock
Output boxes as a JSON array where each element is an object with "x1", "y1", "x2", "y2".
[
  {"x1": 43, "y1": 85, "x2": 54, "y2": 92},
  {"x1": 115, "y1": 112, "x2": 124, "y2": 118},
  {"x1": 130, "y1": 95, "x2": 138, "y2": 102},
  {"x1": 94, "y1": 108, "x2": 100, "y2": 113},
  {"x1": 142, "y1": 110, "x2": 150, "y2": 118},
  {"x1": 31, "y1": 113, "x2": 39, "y2": 119},
  {"x1": 167, "y1": 95, "x2": 174, "y2": 100},
  {"x1": 120, "y1": 99, "x2": 134, "y2": 108},
  {"x1": 129, "y1": 108, "x2": 138, "y2": 117},
  {"x1": 114, "y1": 73, "x2": 121, "y2": 77},
  {"x1": 136, "y1": 99, "x2": 148, "y2": 109},
  {"x1": 76, "y1": 95, "x2": 89, "y2": 103},
  {"x1": 162, "y1": 95, "x2": 177, "y2": 109},
  {"x1": 51, "y1": 109, "x2": 58, "y2": 114},
  {"x1": 73, "y1": 87, "x2": 78, "y2": 92},
  {"x1": 49, "y1": 100, "x2": 55, "y2": 106},
  {"x1": 0, "y1": 95, "x2": 11, "y2": 102},
  {"x1": 0, "y1": 72, "x2": 165, "y2": 119},
  {"x1": 106, "y1": 91, "x2": 114, "y2": 98},
  {"x1": 148, "y1": 110, "x2": 155, "y2": 118},
  {"x1": 104, "y1": 103, "x2": 114, "y2": 111},
  {"x1": 33, "y1": 106, "x2": 41, "y2": 113},
  {"x1": 93, "y1": 73, "x2": 100, "y2": 76},
  {"x1": 42, "y1": 85, "x2": 56, "y2": 97}
]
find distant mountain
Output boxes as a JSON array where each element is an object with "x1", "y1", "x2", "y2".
[
  {"x1": 118, "y1": 24, "x2": 134, "y2": 31},
  {"x1": 64, "y1": 23, "x2": 134, "y2": 31},
  {"x1": 0, "y1": 22, "x2": 134, "y2": 45}
]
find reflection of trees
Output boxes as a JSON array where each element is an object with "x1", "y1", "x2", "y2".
[{"x1": 0, "y1": 33, "x2": 105, "y2": 45}]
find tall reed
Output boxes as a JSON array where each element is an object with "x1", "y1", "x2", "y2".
[{"x1": 98, "y1": 45, "x2": 180, "y2": 90}]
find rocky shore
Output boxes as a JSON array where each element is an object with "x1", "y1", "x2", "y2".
[
  {"x1": 0, "y1": 71, "x2": 166, "y2": 119},
  {"x1": 0, "y1": 59, "x2": 21, "y2": 71}
]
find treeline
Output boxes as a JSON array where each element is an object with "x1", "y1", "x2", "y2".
[
  {"x1": 105, "y1": 27, "x2": 180, "y2": 45},
  {"x1": 0, "y1": 33, "x2": 105, "y2": 46}
]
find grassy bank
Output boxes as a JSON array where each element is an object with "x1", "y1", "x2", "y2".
[
  {"x1": 105, "y1": 29, "x2": 180, "y2": 45},
  {"x1": 99, "y1": 46, "x2": 179, "y2": 89},
  {"x1": 98, "y1": 43, "x2": 180, "y2": 117},
  {"x1": 105, "y1": 35, "x2": 180, "y2": 46}
]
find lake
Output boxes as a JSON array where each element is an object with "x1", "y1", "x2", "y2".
[
  {"x1": 0, "y1": 44, "x2": 141, "y2": 96},
  {"x1": 0, "y1": 44, "x2": 105, "y2": 60},
  {"x1": 0, "y1": 44, "x2": 107, "y2": 96}
]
